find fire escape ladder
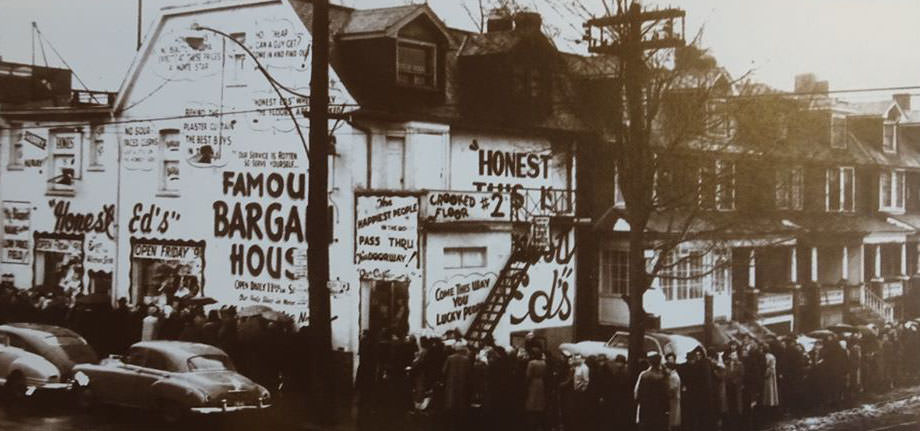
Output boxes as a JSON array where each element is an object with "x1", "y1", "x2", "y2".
[{"x1": 465, "y1": 242, "x2": 537, "y2": 345}]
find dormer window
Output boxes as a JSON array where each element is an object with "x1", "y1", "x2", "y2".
[
  {"x1": 883, "y1": 122, "x2": 897, "y2": 153},
  {"x1": 397, "y1": 40, "x2": 436, "y2": 89},
  {"x1": 883, "y1": 106, "x2": 900, "y2": 153},
  {"x1": 830, "y1": 115, "x2": 847, "y2": 149}
]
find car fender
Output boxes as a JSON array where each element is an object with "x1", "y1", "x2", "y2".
[
  {"x1": 151, "y1": 379, "x2": 208, "y2": 406},
  {"x1": 9, "y1": 353, "x2": 59, "y2": 382}
]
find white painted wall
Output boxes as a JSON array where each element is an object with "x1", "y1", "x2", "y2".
[{"x1": 0, "y1": 118, "x2": 118, "y2": 293}]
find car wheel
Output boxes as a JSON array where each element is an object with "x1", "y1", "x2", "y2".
[
  {"x1": 3, "y1": 372, "x2": 27, "y2": 401},
  {"x1": 158, "y1": 399, "x2": 186, "y2": 424}
]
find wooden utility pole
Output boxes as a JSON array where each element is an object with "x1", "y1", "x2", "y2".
[
  {"x1": 583, "y1": 0, "x2": 685, "y2": 393},
  {"x1": 308, "y1": 0, "x2": 334, "y2": 424}
]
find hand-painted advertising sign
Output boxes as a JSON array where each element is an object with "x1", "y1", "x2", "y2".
[
  {"x1": 1, "y1": 201, "x2": 32, "y2": 264},
  {"x1": 355, "y1": 195, "x2": 419, "y2": 281},
  {"x1": 421, "y1": 191, "x2": 510, "y2": 223},
  {"x1": 426, "y1": 272, "x2": 497, "y2": 333}
]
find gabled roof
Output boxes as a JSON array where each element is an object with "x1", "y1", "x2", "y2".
[{"x1": 335, "y1": 3, "x2": 454, "y2": 45}]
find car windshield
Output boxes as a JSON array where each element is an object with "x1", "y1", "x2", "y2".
[
  {"x1": 607, "y1": 333, "x2": 629, "y2": 348},
  {"x1": 187, "y1": 354, "x2": 235, "y2": 372},
  {"x1": 44, "y1": 336, "x2": 98, "y2": 364}
]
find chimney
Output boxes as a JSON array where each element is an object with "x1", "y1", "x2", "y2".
[
  {"x1": 513, "y1": 11, "x2": 542, "y2": 33},
  {"x1": 486, "y1": 8, "x2": 513, "y2": 33},
  {"x1": 894, "y1": 93, "x2": 911, "y2": 111},
  {"x1": 794, "y1": 73, "x2": 816, "y2": 94}
]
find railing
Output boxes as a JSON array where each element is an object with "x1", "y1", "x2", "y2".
[
  {"x1": 510, "y1": 188, "x2": 575, "y2": 222},
  {"x1": 880, "y1": 280, "x2": 904, "y2": 299},
  {"x1": 757, "y1": 291, "x2": 794, "y2": 314},
  {"x1": 860, "y1": 285, "x2": 895, "y2": 323},
  {"x1": 71, "y1": 90, "x2": 116, "y2": 107}
]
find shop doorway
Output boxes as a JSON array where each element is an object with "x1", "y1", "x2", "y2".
[{"x1": 361, "y1": 280, "x2": 409, "y2": 338}]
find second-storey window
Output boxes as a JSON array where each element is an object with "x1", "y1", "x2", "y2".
[
  {"x1": 660, "y1": 250, "x2": 704, "y2": 301},
  {"x1": 6, "y1": 123, "x2": 24, "y2": 168},
  {"x1": 47, "y1": 129, "x2": 81, "y2": 194},
  {"x1": 775, "y1": 166, "x2": 803, "y2": 210},
  {"x1": 158, "y1": 129, "x2": 181, "y2": 195},
  {"x1": 879, "y1": 169, "x2": 906, "y2": 211},
  {"x1": 826, "y1": 167, "x2": 854, "y2": 212},
  {"x1": 444, "y1": 247, "x2": 486, "y2": 269}
]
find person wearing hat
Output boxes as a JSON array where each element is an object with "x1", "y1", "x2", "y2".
[{"x1": 635, "y1": 351, "x2": 670, "y2": 431}]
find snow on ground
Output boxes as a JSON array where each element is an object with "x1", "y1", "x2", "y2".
[{"x1": 768, "y1": 388, "x2": 920, "y2": 431}]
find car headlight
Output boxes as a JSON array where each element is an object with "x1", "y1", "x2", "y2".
[{"x1": 73, "y1": 371, "x2": 89, "y2": 387}]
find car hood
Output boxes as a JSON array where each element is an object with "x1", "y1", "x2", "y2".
[{"x1": 177, "y1": 370, "x2": 266, "y2": 397}]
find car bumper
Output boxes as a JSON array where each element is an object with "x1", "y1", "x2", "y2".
[
  {"x1": 190, "y1": 403, "x2": 272, "y2": 414},
  {"x1": 24, "y1": 382, "x2": 73, "y2": 396}
]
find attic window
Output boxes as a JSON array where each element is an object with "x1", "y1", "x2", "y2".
[
  {"x1": 883, "y1": 121, "x2": 897, "y2": 153},
  {"x1": 397, "y1": 40, "x2": 436, "y2": 88}
]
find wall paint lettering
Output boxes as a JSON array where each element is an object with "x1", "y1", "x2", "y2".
[{"x1": 49, "y1": 200, "x2": 116, "y2": 240}]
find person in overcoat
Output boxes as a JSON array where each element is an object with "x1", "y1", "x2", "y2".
[
  {"x1": 762, "y1": 346, "x2": 780, "y2": 416},
  {"x1": 524, "y1": 347, "x2": 548, "y2": 431},
  {"x1": 442, "y1": 343, "x2": 472, "y2": 431},
  {"x1": 635, "y1": 352, "x2": 670, "y2": 431}
]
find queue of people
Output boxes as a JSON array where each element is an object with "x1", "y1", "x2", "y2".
[{"x1": 356, "y1": 322, "x2": 920, "y2": 431}]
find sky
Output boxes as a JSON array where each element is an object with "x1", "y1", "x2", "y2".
[{"x1": 0, "y1": 0, "x2": 918, "y2": 102}]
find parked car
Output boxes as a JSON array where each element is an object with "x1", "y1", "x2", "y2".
[
  {"x1": 72, "y1": 341, "x2": 271, "y2": 422},
  {"x1": 558, "y1": 330, "x2": 703, "y2": 364},
  {"x1": 0, "y1": 323, "x2": 97, "y2": 397}
]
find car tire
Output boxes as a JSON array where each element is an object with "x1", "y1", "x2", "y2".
[
  {"x1": 158, "y1": 399, "x2": 186, "y2": 424},
  {"x1": 3, "y1": 372, "x2": 26, "y2": 401}
]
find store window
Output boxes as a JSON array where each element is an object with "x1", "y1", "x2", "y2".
[
  {"x1": 33, "y1": 233, "x2": 84, "y2": 295},
  {"x1": 158, "y1": 129, "x2": 181, "y2": 196},
  {"x1": 599, "y1": 249, "x2": 629, "y2": 296},
  {"x1": 444, "y1": 247, "x2": 487, "y2": 269},
  {"x1": 129, "y1": 238, "x2": 205, "y2": 305}
]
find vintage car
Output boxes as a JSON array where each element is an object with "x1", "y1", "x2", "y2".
[
  {"x1": 72, "y1": 341, "x2": 271, "y2": 421},
  {"x1": 0, "y1": 323, "x2": 97, "y2": 397},
  {"x1": 558, "y1": 330, "x2": 703, "y2": 364}
]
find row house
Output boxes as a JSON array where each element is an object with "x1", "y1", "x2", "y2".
[
  {"x1": 578, "y1": 68, "x2": 920, "y2": 340},
  {"x1": 0, "y1": 0, "x2": 598, "y2": 369},
  {"x1": 0, "y1": 60, "x2": 117, "y2": 298}
]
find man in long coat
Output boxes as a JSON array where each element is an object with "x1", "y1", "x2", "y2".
[
  {"x1": 443, "y1": 343, "x2": 472, "y2": 431},
  {"x1": 635, "y1": 352, "x2": 670, "y2": 431}
]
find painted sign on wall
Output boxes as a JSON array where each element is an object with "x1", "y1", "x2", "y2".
[
  {"x1": 421, "y1": 191, "x2": 510, "y2": 223},
  {"x1": 355, "y1": 195, "x2": 419, "y2": 281},
  {"x1": 1, "y1": 201, "x2": 32, "y2": 264},
  {"x1": 122, "y1": 123, "x2": 158, "y2": 171},
  {"x1": 507, "y1": 227, "x2": 575, "y2": 329},
  {"x1": 426, "y1": 272, "x2": 496, "y2": 332}
]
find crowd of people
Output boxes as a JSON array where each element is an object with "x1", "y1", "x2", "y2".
[
  {"x1": 0, "y1": 283, "x2": 315, "y2": 395},
  {"x1": 356, "y1": 323, "x2": 920, "y2": 431},
  {"x1": 3, "y1": 280, "x2": 920, "y2": 431}
]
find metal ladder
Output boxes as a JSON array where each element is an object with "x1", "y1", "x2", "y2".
[{"x1": 465, "y1": 237, "x2": 537, "y2": 346}]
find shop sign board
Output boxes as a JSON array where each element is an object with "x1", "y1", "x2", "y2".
[
  {"x1": 421, "y1": 191, "x2": 510, "y2": 223},
  {"x1": 1, "y1": 201, "x2": 32, "y2": 264},
  {"x1": 355, "y1": 194, "x2": 419, "y2": 281}
]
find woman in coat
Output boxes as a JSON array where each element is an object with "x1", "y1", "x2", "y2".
[
  {"x1": 723, "y1": 350, "x2": 745, "y2": 431},
  {"x1": 763, "y1": 345, "x2": 780, "y2": 420},
  {"x1": 525, "y1": 347, "x2": 548, "y2": 431},
  {"x1": 665, "y1": 354, "x2": 682, "y2": 430}
]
